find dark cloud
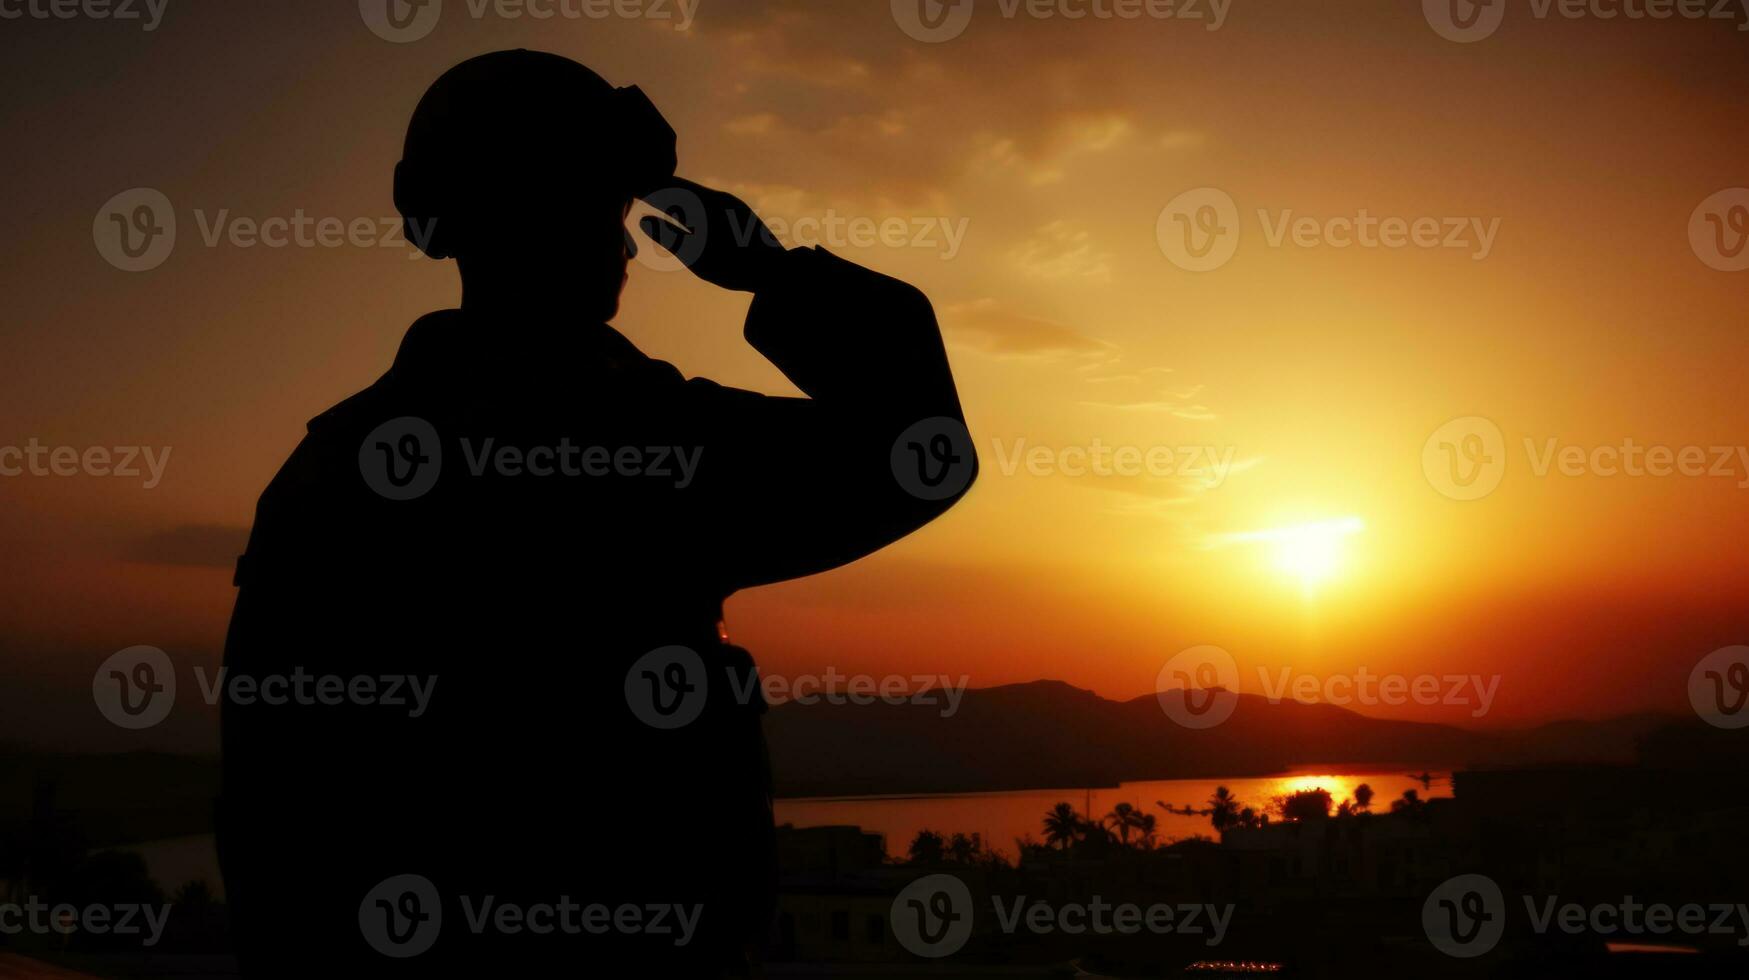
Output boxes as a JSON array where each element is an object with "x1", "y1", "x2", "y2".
[{"x1": 682, "y1": 0, "x2": 1204, "y2": 203}]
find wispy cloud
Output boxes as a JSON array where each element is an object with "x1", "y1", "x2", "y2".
[
  {"x1": 1078, "y1": 374, "x2": 1217, "y2": 420},
  {"x1": 1008, "y1": 221, "x2": 1113, "y2": 283},
  {"x1": 941, "y1": 299, "x2": 1112, "y2": 358}
]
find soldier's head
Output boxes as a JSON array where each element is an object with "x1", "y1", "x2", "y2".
[{"x1": 394, "y1": 50, "x2": 676, "y2": 322}]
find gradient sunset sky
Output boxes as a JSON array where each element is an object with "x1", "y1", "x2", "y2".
[{"x1": 3, "y1": 0, "x2": 1746, "y2": 750}]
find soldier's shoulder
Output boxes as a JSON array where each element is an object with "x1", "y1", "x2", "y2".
[
  {"x1": 675, "y1": 374, "x2": 774, "y2": 412},
  {"x1": 256, "y1": 377, "x2": 397, "y2": 506},
  {"x1": 306, "y1": 374, "x2": 399, "y2": 437}
]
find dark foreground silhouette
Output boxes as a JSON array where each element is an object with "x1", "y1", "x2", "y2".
[{"x1": 217, "y1": 50, "x2": 974, "y2": 976}]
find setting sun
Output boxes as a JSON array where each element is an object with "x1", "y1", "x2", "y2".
[
  {"x1": 1215, "y1": 517, "x2": 1366, "y2": 594},
  {"x1": 5, "y1": 5, "x2": 1748, "y2": 975}
]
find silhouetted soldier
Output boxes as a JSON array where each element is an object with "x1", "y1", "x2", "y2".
[{"x1": 218, "y1": 50, "x2": 975, "y2": 976}]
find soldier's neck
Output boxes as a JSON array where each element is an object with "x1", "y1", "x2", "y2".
[{"x1": 459, "y1": 285, "x2": 612, "y2": 333}]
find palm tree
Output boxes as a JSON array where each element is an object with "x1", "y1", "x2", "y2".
[
  {"x1": 1134, "y1": 812, "x2": 1159, "y2": 849},
  {"x1": 1207, "y1": 786, "x2": 1241, "y2": 833},
  {"x1": 1104, "y1": 802, "x2": 1141, "y2": 846},
  {"x1": 1353, "y1": 783, "x2": 1375, "y2": 812},
  {"x1": 1043, "y1": 802, "x2": 1080, "y2": 851}
]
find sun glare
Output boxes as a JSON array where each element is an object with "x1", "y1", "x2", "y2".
[{"x1": 1215, "y1": 517, "x2": 1365, "y2": 594}]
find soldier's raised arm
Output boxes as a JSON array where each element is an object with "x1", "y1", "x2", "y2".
[{"x1": 640, "y1": 179, "x2": 978, "y2": 590}]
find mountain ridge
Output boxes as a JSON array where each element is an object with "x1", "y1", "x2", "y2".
[{"x1": 765, "y1": 679, "x2": 1679, "y2": 797}]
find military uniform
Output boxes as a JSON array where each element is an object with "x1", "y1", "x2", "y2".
[{"x1": 218, "y1": 246, "x2": 975, "y2": 975}]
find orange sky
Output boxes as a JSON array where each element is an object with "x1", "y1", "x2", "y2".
[{"x1": 2, "y1": 1, "x2": 1746, "y2": 749}]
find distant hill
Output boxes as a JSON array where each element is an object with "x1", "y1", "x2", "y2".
[
  {"x1": 0, "y1": 690, "x2": 1685, "y2": 828},
  {"x1": 764, "y1": 680, "x2": 1680, "y2": 797}
]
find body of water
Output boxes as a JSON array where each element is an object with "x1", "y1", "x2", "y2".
[
  {"x1": 773, "y1": 767, "x2": 1452, "y2": 859},
  {"x1": 126, "y1": 767, "x2": 1449, "y2": 891}
]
